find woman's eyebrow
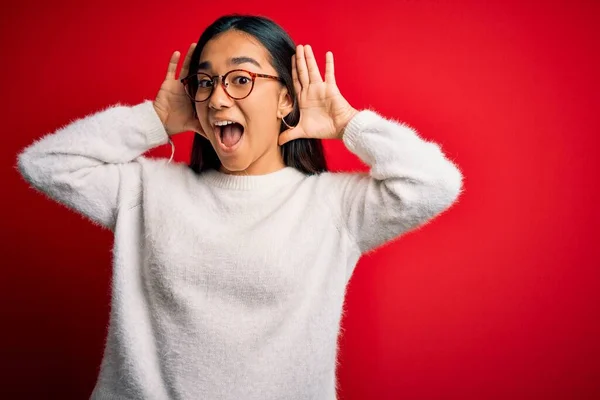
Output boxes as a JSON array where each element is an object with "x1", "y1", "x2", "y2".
[
  {"x1": 230, "y1": 56, "x2": 261, "y2": 68},
  {"x1": 197, "y1": 61, "x2": 211, "y2": 70},
  {"x1": 197, "y1": 57, "x2": 262, "y2": 71}
]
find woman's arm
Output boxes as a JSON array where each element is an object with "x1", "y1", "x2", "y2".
[
  {"x1": 330, "y1": 109, "x2": 464, "y2": 254},
  {"x1": 16, "y1": 100, "x2": 170, "y2": 230}
]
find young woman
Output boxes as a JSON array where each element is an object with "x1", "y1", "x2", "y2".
[{"x1": 17, "y1": 14, "x2": 463, "y2": 400}]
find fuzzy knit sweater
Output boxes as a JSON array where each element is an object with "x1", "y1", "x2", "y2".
[{"x1": 16, "y1": 100, "x2": 463, "y2": 400}]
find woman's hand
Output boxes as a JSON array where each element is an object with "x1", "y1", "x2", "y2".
[
  {"x1": 278, "y1": 45, "x2": 358, "y2": 145},
  {"x1": 153, "y1": 43, "x2": 205, "y2": 137}
]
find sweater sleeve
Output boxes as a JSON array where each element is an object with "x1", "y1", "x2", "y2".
[
  {"x1": 329, "y1": 110, "x2": 464, "y2": 255},
  {"x1": 16, "y1": 100, "x2": 170, "y2": 230}
]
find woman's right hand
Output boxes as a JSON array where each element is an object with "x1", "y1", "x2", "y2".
[{"x1": 153, "y1": 43, "x2": 205, "y2": 137}]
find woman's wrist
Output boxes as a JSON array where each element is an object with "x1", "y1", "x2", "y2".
[
  {"x1": 336, "y1": 108, "x2": 360, "y2": 139},
  {"x1": 152, "y1": 102, "x2": 173, "y2": 136}
]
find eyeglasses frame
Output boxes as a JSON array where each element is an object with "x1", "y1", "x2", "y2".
[{"x1": 180, "y1": 68, "x2": 284, "y2": 102}]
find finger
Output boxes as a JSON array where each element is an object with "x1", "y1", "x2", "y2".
[
  {"x1": 278, "y1": 127, "x2": 302, "y2": 146},
  {"x1": 189, "y1": 118, "x2": 208, "y2": 139},
  {"x1": 295, "y1": 45, "x2": 310, "y2": 87},
  {"x1": 179, "y1": 43, "x2": 197, "y2": 79},
  {"x1": 188, "y1": 118, "x2": 206, "y2": 138},
  {"x1": 166, "y1": 51, "x2": 181, "y2": 80},
  {"x1": 291, "y1": 54, "x2": 302, "y2": 95},
  {"x1": 195, "y1": 128, "x2": 208, "y2": 140},
  {"x1": 304, "y1": 45, "x2": 323, "y2": 83},
  {"x1": 195, "y1": 130, "x2": 209, "y2": 140},
  {"x1": 324, "y1": 51, "x2": 336, "y2": 85}
]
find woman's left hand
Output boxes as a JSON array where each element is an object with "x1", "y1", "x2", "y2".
[{"x1": 278, "y1": 45, "x2": 359, "y2": 145}]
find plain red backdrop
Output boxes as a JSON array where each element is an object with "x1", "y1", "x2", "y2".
[{"x1": 1, "y1": 0, "x2": 599, "y2": 399}]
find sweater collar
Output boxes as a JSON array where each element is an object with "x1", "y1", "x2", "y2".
[{"x1": 201, "y1": 166, "x2": 307, "y2": 191}]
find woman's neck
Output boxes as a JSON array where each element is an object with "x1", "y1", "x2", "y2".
[{"x1": 219, "y1": 147, "x2": 286, "y2": 176}]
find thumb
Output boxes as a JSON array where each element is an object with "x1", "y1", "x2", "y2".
[
  {"x1": 278, "y1": 127, "x2": 303, "y2": 146},
  {"x1": 188, "y1": 119, "x2": 207, "y2": 139}
]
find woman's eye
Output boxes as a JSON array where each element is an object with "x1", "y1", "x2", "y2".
[
  {"x1": 198, "y1": 80, "x2": 213, "y2": 88},
  {"x1": 233, "y1": 76, "x2": 251, "y2": 85}
]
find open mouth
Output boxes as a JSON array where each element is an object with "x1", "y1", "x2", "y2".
[{"x1": 214, "y1": 121, "x2": 245, "y2": 151}]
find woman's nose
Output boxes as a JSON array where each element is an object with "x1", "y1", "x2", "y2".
[{"x1": 208, "y1": 79, "x2": 233, "y2": 109}]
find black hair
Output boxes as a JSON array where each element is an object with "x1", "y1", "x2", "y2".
[{"x1": 187, "y1": 14, "x2": 327, "y2": 175}]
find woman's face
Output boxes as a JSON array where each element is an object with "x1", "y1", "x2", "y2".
[{"x1": 195, "y1": 30, "x2": 293, "y2": 175}]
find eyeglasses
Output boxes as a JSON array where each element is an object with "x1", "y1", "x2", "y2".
[{"x1": 180, "y1": 69, "x2": 283, "y2": 102}]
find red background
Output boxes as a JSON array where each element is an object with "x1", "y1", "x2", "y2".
[{"x1": 2, "y1": 0, "x2": 599, "y2": 399}]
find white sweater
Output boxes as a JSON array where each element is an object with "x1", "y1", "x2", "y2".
[{"x1": 17, "y1": 100, "x2": 463, "y2": 400}]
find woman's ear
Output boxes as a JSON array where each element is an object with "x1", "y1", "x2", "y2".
[{"x1": 277, "y1": 88, "x2": 294, "y2": 119}]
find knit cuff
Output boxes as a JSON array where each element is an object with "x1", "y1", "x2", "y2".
[
  {"x1": 130, "y1": 100, "x2": 171, "y2": 149},
  {"x1": 341, "y1": 110, "x2": 381, "y2": 153}
]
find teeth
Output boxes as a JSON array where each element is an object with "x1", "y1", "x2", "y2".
[{"x1": 214, "y1": 120, "x2": 236, "y2": 127}]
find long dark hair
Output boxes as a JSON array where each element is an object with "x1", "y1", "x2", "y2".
[{"x1": 188, "y1": 14, "x2": 327, "y2": 175}]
